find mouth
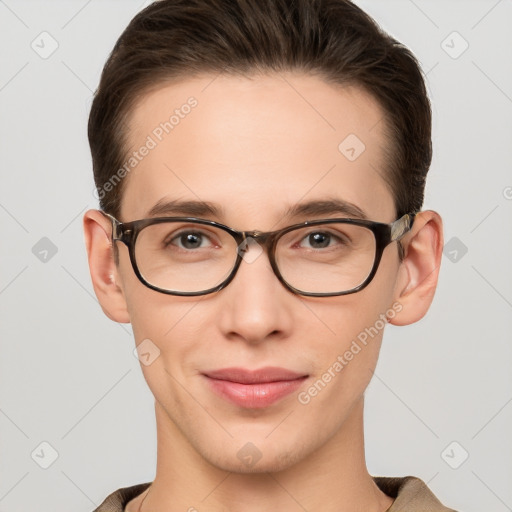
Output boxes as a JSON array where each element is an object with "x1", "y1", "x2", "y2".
[{"x1": 202, "y1": 367, "x2": 309, "y2": 409}]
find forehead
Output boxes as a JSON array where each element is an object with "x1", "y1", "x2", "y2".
[{"x1": 120, "y1": 72, "x2": 394, "y2": 226}]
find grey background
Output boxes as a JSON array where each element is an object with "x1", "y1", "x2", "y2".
[{"x1": 1, "y1": 0, "x2": 511, "y2": 511}]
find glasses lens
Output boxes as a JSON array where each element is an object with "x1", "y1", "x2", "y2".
[
  {"x1": 134, "y1": 221, "x2": 238, "y2": 293},
  {"x1": 275, "y1": 222, "x2": 376, "y2": 294}
]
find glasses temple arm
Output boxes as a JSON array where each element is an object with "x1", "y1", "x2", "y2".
[{"x1": 390, "y1": 212, "x2": 416, "y2": 241}]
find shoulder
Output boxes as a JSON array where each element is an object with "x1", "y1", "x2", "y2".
[
  {"x1": 373, "y1": 475, "x2": 460, "y2": 512},
  {"x1": 91, "y1": 476, "x2": 459, "y2": 511},
  {"x1": 92, "y1": 482, "x2": 152, "y2": 512}
]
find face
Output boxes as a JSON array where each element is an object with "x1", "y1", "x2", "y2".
[{"x1": 111, "y1": 72, "x2": 403, "y2": 472}]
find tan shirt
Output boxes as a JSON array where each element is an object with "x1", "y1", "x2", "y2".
[{"x1": 92, "y1": 476, "x2": 458, "y2": 511}]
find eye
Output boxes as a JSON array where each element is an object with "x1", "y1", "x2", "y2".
[
  {"x1": 166, "y1": 229, "x2": 216, "y2": 250},
  {"x1": 301, "y1": 231, "x2": 331, "y2": 249},
  {"x1": 297, "y1": 230, "x2": 350, "y2": 250}
]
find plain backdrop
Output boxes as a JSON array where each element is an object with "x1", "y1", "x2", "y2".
[{"x1": 1, "y1": 1, "x2": 511, "y2": 511}]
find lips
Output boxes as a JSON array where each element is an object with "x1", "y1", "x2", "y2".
[
  {"x1": 202, "y1": 367, "x2": 308, "y2": 408},
  {"x1": 204, "y1": 366, "x2": 307, "y2": 384}
]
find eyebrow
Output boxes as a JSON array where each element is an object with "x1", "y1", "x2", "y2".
[
  {"x1": 283, "y1": 198, "x2": 367, "y2": 221},
  {"x1": 146, "y1": 197, "x2": 368, "y2": 222},
  {"x1": 147, "y1": 198, "x2": 223, "y2": 218}
]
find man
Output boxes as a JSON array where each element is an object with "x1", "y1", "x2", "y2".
[{"x1": 83, "y1": 0, "x2": 455, "y2": 510}]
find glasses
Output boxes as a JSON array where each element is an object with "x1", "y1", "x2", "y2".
[{"x1": 101, "y1": 211, "x2": 415, "y2": 297}]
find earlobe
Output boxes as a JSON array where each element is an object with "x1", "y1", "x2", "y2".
[
  {"x1": 83, "y1": 209, "x2": 131, "y2": 323},
  {"x1": 389, "y1": 210, "x2": 443, "y2": 326}
]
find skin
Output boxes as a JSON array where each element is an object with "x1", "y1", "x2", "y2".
[{"x1": 83, "y1": 72, "x2": 443, "y2": 512}]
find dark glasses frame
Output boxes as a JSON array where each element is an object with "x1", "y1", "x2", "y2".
[{"x1": 101, "y1": 210, "x2": 416, "y2": 297}]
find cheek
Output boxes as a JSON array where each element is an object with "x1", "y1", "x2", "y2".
[
  {"x1": 116, "y1": 254, "x2": 203, "y2": 376},
  {"x1": 302, "y1": 251, "x2": 400, "y2": 389},
  {"x1": 116, "y1": 247, "x2": 190, "y2": 340},
  {"x1": 306, "y1": 256, "x2": 399, "y2": 357},
  {"x1": 295, "y1": 293, "x2": 395, "y2": 428},
  {"x1": 304, "y1": 296, "x2": 388, "y2": 382},
  {"x1": 125, "y1": 291, "x2": 206, "y2": 408},
  {"x1": 127, "y1": 291, "x2": 204, "y2": 354}
]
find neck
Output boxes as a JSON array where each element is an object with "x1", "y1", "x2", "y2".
[{"x1": 133, "y1": 397, "x2": 393, "y2": 512}]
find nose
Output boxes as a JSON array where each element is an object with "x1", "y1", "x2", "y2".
[{"x1": 216, "y1": 238, "x2": 294, "y2": 344}]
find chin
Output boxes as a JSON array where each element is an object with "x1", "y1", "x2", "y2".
[{"x1": 203, "y1": 439, "x2": 309, "y2": 474}]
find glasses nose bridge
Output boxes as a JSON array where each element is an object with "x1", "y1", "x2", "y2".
[
  {"x1": 232, "y1": 229, "x2": 281, "y2": 289},
  {"x1": 240, "y1": 229, "x2": 276, "y2": 254}
]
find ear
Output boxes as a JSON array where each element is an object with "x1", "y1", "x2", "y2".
[
  {"x1": 83, "y1": 209, "x2": 131, "y2": 323},
  {"x1": 389, "y1": 210, "x2": 443, "y2": 326}
]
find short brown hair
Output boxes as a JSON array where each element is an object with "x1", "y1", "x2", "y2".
[{"x1": 88, "y1": 0, "x2": 432, "y2": 220}]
